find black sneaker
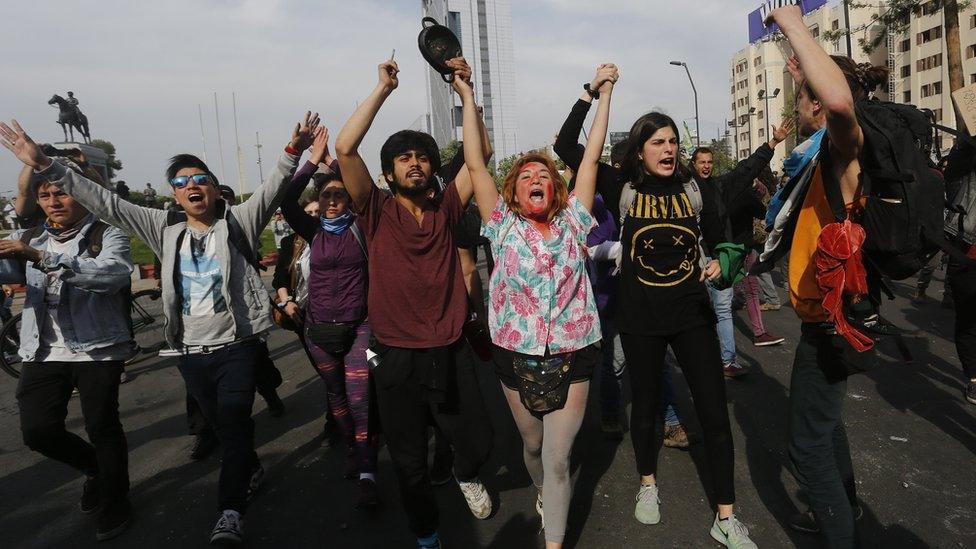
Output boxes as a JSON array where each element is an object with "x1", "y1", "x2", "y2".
[
  {"x1": 430, "y1": 447, "x2": 454, "y2": 486},
  {"x1": 96, "y1": 499, "x2": 131, "y2": 541},
  {"x1": 966, "y1": 380, "x2": 976, "y2": 405},
  {"x1": 210, "y1": 510, "x2": 243, "y2": 545},
  {"x1": 246, "y1": 463, "x2": 264, "y2": 502},
  {"x1": 190, "y1": 431, "x2": 219, "y2": 461},
  {"x1": 357, "y1": 478, "x2": 380, "y2": 509},
  {"x1": 80, "y1": 476, "x2": 100, "y2": 515}
]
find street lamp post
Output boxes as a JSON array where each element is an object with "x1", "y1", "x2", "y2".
[
  {"x1": 757, "y1": 83, "x2": 781, "y2": 143},
  {"x1": 670, "y1": 61, "x2": 700, "y2": 147}
]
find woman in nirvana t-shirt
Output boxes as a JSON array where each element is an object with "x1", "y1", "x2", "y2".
[{"x1": 616, "y1": 112, "x2": 758, "y2": 547}]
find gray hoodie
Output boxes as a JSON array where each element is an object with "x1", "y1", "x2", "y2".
[{"x1": 39, "y1": 153, "x2": 300, "y2": 348}]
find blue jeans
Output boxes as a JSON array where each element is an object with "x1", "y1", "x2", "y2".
[
  {"x1": 707, "y1": 282, "x2": 737, "y2": 365},
  {"x1": 178, "y1": 339, "x2": 262, "y2": 514}
]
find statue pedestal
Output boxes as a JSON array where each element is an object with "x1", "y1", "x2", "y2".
[{"x1": 52, "y1": 142, "x2": 111, "y2": 185}]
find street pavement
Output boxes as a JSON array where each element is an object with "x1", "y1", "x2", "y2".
[{"x1": 0, "y1": 269, "x2": 974, "y2": 549}]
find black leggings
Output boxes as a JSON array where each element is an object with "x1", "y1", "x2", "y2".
[{"x1": 620, "y1": 323, "x2": 735, "y2": 504}]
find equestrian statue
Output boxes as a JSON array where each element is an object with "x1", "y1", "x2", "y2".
[{"x1": 48, "y1": 91, "x2": 91, "y2": 143}]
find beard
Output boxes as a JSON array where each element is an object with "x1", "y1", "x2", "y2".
[{"x1": 389, "y1": 176, "x2": 435, "y2": 198}]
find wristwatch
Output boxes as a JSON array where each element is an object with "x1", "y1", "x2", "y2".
[
  {"x1": 276, "y1": 296, "x2": 295, "y2": 308},
  {"x1": 583, "y1": 83, "x2": 600, "y2": 100}
]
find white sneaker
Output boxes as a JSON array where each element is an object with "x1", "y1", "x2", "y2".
[
  {"x1": 710, "y1": 514, "x2": 758, "y2": 549},
  {"x1": 457, "y1": 478, "x2": 492, "y2": 519},
  {"x1": 634, "y1": 483, "x2": 661, "y2": 524},
  {"x1": 210, "y1": 510, "x2": 244, "y2": 545}
]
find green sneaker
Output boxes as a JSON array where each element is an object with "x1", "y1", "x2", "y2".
[
  {"x1": 710, "y1": 514, "x2": 758, "y2": 548},
  {"x1": 634, "y1": 484, "x2": 661, "y2": 524}
]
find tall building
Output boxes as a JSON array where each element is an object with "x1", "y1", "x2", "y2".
[
  {"x1": 729, "y1": 1, "x2": 975, "y2": 172},
  {"x1": 421, "y1": 0, "x2": 519, "y2": 163}
]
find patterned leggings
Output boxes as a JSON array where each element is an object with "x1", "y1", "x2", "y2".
[{"x1": 304, "y1": 320, "x2": 376, "y2": 474}]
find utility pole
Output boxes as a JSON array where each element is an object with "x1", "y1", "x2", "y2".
[
  {"x1": 232, "y1": 92, "x2": 246, "y2": 196},
  {"x1": 254, "y1": 131, "x2": 264, "y2": 184},
  {"x1": 197, "y1": 104, "x2": 208, "y2": 164},
  {"x1": 670, "y1": 61, "x2": 701, "y2": 147},
  {"x1": 213, "y1": 92, "x2": 227, "y2": 184},
  {"x1": 843, "y1": 0, "x2": 853, "y2": 56}
]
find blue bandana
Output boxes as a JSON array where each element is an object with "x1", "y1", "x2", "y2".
[
  {"x1": 319, "y1": 211, "x2": 354, "y2": 235},
  {"x1": 765, "y1": 128, "x2": 826, "y2": 228}
]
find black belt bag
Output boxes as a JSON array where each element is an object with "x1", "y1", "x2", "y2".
[
  {"x1": 513, "y1": 352, "x2": 574, "y2": 413},
  {"x1": 307, "y1": 321, "x2": 357, "y2": 357}
]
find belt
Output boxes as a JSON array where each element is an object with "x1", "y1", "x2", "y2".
[{"x1": 177, "y1": 336, "x2": 259, "y2": 356}]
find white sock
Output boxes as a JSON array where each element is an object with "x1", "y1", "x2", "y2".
[{"x1": 359, "y1": 472, "x2": 375, "y2": 482}]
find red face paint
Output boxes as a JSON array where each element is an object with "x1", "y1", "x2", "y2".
[{"x1": 515, "y1": 162, "x2": 555, "y2": 222}]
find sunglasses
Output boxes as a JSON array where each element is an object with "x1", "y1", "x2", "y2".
[
  {"x1": 321, "y1": 189, "x2": 349, "y2": 201},
  {"x1": 170, "y1": 174, "x2": 214, "y2": 188}
]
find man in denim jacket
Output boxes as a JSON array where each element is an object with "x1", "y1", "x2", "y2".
[
  {"x1": 0, "y1": 163, "x2": 135, "y2": 542},
  {"x1": 1, "y1": 114, "x2": 313, "y2": 546}
]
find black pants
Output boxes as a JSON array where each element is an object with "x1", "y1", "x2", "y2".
[
  {"x1": 178, "y1": 339, "x2": 261, "y2": 514},
  {"x1": 620, "y1": 324, "x2": 735, "y2": 504},
  {"x1": 948, "y1": 258, "x2": 976, "y2": 380},
  {"x1": 185, "y1": 340, "x2": 281, "y2": 436},
  {"x1": 788, "y1": 332, "x2": 859, "y2": 548},
  {"x1": 17, "y1": 360, "x2": 129, "y2": 506},
  {"x1": 373, "y1": 338, "x2": 493, "y2": 538}
]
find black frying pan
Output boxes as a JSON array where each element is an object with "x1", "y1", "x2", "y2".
[{"x1": 418, "y1": 17, "x2": 463, "y2": 83}]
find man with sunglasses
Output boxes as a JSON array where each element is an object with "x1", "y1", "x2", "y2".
[{"x1": 0, "y1": 113, "x2": 315, "y2": 547}]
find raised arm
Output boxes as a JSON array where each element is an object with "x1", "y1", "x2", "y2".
[
  {"x1": 554, "y1": 66, "x2": 613, "y2": 171},
  {"x1": 1, "y1": 120, "x2": 167, "y2": 254},
  {"x1": 15, "y1": 164, "x2": 38, "y2": 219},
  {"x1": 281, "y1": 126, "x2": 329, "y2": 243},
  {"x1": 443, "y1": 57, "x2": 485, "y2": 206},
  {"x1": 458, "y1": 74, "x2": 499, "y2": 223},
  {"x1": 575, "y1": 64, "x2": 618, "y2": 213},
  {"x1": 768, "y1": 6, "x2": 861, "y2": 160},
  {"x1": 335, "y1": 60, "x2": 399, "y2": 212}
]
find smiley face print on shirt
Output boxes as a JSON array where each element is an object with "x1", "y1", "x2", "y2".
[{"x1": 626, "y1": 190, "x2": 699, "y2": 287}]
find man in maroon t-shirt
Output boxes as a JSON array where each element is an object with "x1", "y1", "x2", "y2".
[{"x1": 334, "y1": 57, "x2": 494, "y2": 549}]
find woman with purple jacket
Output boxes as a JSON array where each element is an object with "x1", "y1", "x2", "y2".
[{"x1": 279, "y1": 127, "x2": 378, "y2": 509}]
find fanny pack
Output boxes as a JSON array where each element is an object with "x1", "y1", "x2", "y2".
[
  {"x1": 307, "y1": 321, "x2": 357, "y2": 357},
  {"x1": 513, "y1": 352, "x2": 574, "y2": 413}
]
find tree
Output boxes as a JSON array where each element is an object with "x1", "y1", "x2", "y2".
[
  {"x1": 491, "y1": 153, "x2": 520, "y2": 189},
  {"x1": 703, "y1": 138, "x2": 738, "y2": 177},
  {"x1": 90, "y1": 139, "x2": 123, "y2": 180},
  {"x1": 439, "y1": 140, "x2": 462, "y2": 165},
  {"x1": 825, "y1": 1, "x2": 969, "y2": 120}
]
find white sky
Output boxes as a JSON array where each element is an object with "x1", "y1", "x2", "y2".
[{"x1": 1, "y1": 0, "x2": 770, "y2": 197}]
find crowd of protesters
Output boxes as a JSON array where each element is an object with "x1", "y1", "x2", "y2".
[{"x1": 1, "y1": 5, "x2": 975, "y2": 549}]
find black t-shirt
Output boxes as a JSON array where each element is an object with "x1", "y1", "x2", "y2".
[{"x1": 616, "y1": 180, "x2": 715, "y2": 335}]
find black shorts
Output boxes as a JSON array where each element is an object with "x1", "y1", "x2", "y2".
[{"x1": 492, "y1": 343, "x2": 599, "y2": 390}]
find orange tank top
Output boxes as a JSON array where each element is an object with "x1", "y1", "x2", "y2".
[{"x1": 789, "y1": 164, "x2": 866, "y2": 322}]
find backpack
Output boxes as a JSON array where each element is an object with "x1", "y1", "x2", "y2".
[
  {"x1": 19, "y1": 221, "x2": 109, "y2": 258},
  {"x1": 618, "y1": 179, "x2": 703, "y2": 228},
  {"x1": 946, "y1": 171, "x2": 976, "y2": 245},
  {"x1": 822, "y1": 99, "x2": 966, "y2": 281},
  {"x1": 167, "y1": 206, "x2": 265, "y2": 272}
]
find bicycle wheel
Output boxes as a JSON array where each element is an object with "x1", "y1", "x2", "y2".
[
  {"x1": 129, "y1": 288, "x2": 166, "y2": 362},
  {"x1": 0, "y1": 312, "x2": 23, "y2": 379}
]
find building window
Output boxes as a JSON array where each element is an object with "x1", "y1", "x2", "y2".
[
  {"x1": 921, "y1": 82, "x2": 943, "y2": 97},
  {"x1": 917, "y1": 53, "x2": 943, "y2": 72},
  {"x1": 754, "y1": 56, "x2": 762, "y2": 66},
  {"x1": 758, "y1": 110, "x2": 764, "y2": 120},
  {"x1": 971, "y1": 73, "x2": 976, "y2": 84},
  {"x1": 921, "y1": 1, "x2": 940, "y2": 16},
  {"x1": 810, "y1": 25, "x2": 820, "y2": 38},
  {"x1": 916, "y1": 25, "x2": 942, "y2": 45},
  {"x1": 904, "y1": 90, "x2": 912, "y2": 103},
  {"x1": 901, "y1": 65, "x2": 911, "y2": 78},
  {"x1": 968, "y1": 44, "x2": 976, "y2": 59},
  {"x1": 900, "y1": 39, "x2": 911, "y2": 52},
  {"x1": 758, "y1": 128, "x2": 766, "y2": 139},
  {"x1": 756, "y1": 74, "x2": 763, "y2": 85},
  {"x1": 933, "y1": 108, "x2": 943, "y2": 122},
  {"x1": 971, "y1": 14, "x2": 976, "y2": 29}
]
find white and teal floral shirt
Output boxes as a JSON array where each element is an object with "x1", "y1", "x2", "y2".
[{"x1": 482, "y1": 195, "x2": 601, "y2": 356}]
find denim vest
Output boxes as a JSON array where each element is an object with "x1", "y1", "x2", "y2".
[{"x1": 0, "y1": 218, "x2": 134, "y2": 361}]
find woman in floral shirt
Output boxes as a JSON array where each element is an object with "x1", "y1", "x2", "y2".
[{"x1": 457, "y1": 63, "x2": 616, "y2": 549}]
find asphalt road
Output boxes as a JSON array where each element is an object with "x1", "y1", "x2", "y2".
[{"x1": 0, "y1": 269, "x2": 974, "y2": 549}]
